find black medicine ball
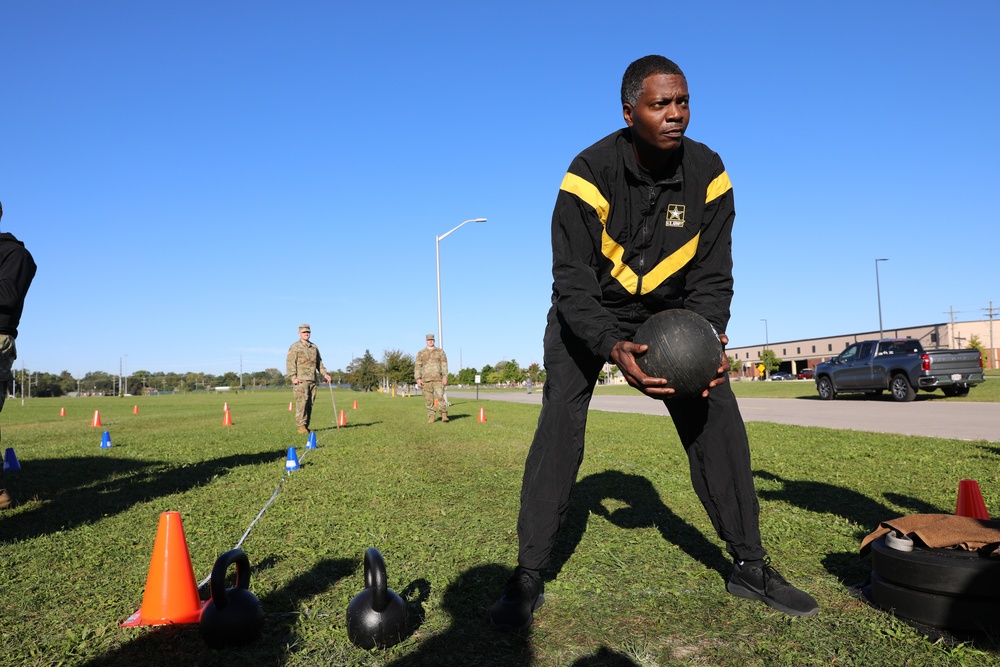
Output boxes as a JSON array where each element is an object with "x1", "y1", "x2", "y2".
[{"x1": 633, "y1": 310, "x2": 723, "y2": 398}]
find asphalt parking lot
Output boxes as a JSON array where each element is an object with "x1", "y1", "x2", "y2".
[{"x1": 449, "y1": 389, "x2": 1000, "y2": 442}]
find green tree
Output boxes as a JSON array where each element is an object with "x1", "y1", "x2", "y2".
[
  {"x1": 347, "y1": 350, "x2": 381, "y2": 392},
  {"x1": 526, "y1": 363, "x2": 542, "y2": 382},
  {"x1": 967, "y1": 334, "x2": 989, "y2": 368},
  {"x1": 456, "y1": 367, "x2": 477, "y2": 385},
  {"x1": 760, "y1": 349, "x2": 781, "y2": 376},
  {"x1": 381, "y1": 349, "x2": 415, "y2": 388}
]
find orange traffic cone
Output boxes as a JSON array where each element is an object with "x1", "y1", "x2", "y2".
[
  {"x1": 433, "y1": 399, "x2": 438, "y2": 408},
  {"x1": 121, "y1": 511, "x2": 204, "y2": 627},
  {"x1": 133, "y1": 405, "x2": 139, "y2": 415},
  {"x1": 223, "y1": 409, "x2": 233, "y2": 426},
  {"x1": 91, "y1": 410, "x2": 102, "y2": 427},
  {"x1": 288, "y1": 401, "x2": 294, "y2": 411},
  {"x1": 338, "y1": 409, "x2": 346, "y2": 427},
  {"x1": 223, "y1": 402, "x2": 229, "y2": 413},
  {"x1": 478, "y1": 407, "x2": 487, "y2": 423},
  {"x1": 955, "y1": 479, "x2": 990, "y2": 519},
  {"x1": 60, "y1": 407, "x2": 66, "y2": 417},
  {"x1": 352, "y1": 400, "x2": 358, "y2": 410}
]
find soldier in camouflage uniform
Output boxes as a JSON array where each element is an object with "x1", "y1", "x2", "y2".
[
  {"x1": 414, "y1": 333, "x2": 449, "y2": 423},
  {"x1": 286, "y1": 324, "x2": 331, "y2": 434}
]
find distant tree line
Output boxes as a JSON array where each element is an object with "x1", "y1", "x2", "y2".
[{"x1": 10, "y1": 353, "x2": 549, "y2": 398}]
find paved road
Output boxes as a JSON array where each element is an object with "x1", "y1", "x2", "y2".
[{"x1": 449, "y1": 391, "x2": 1000, "y2": 442}]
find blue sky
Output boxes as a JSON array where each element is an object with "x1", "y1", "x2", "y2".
[{"x1": 2, "y1": 1, "x2": 997, "y2": 377}]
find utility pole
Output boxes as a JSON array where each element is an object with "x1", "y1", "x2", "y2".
[
  {"x1": 984, "y1": 301, "x2": 998, "y2": 369},
  {"x1": 944, "y1": 306, "x2": 960, "y2": 348}
]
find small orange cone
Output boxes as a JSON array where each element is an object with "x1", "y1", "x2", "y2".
[
  {"x1": 478, "y1": 407, "x2": 487, "y2": 423},
  {"x1": 121, "y1": 511, "x2": 204, "y2": 627},
  {"x1": 223, "y1": 409, "x2": 233, "y2": 427},
  {"x1": 223, "y1": 402, "x2": 229, "y2": 413},
  {"x1": 955, "y1": 479, "x2": 990, "y2": 519},
  {"x1": 60, "y1": 407, "x2": 66, "y2": 417},
  {"x1": 91, "y1": 410, "x2": 102, "y2": 427},
  {"x1": 133, "y1": 405, "x2": 139, "y2": 415},
  {"x1": 352, "y1": 400, "x2": 358, "y2": 410},
  {"x1": 433, "y1": 399, "x2": 438, "y2": 408},
  {"x1": 288, "y1": 401, "x2": 294, "y2": 411},
  {"x1": 338, "y1": 409, "x2": 347, "y2": 427}
]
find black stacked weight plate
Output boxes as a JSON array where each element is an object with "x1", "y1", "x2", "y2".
[{"x1": 870, "y1": 534, "x2": 1000, "y2": 633}]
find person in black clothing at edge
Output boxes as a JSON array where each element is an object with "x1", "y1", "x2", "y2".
[
  {"x1": 489, "y1": 55, "x2": 818, "y2": 631},
  {"x1": 0, "y1": 200, "x2": 37, "y2": 510}
]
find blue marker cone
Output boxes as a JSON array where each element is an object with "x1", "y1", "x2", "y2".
[
  {"x1": 285, "y1": 446, "x2": 300, "y2": 471},
  {"x1": 306, "y1": 431, "x2": 317, "y2": 450},
  {"x1": 101, "y1": 430, "x2": 112, "y2": 449},
  {"x1": 3, "y1": 447, "x2": 21, "y2": 472}
]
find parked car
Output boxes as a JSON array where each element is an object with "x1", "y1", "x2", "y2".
[
  {"x1": 814, "y1": 338, "x2": 984, "y2": 402},
  {"x1": 770, "y1": 372, "x2": 795, "y2": 381},
  {"x1": 797, "y1": 368, "x2": 815, "y2": 379}
]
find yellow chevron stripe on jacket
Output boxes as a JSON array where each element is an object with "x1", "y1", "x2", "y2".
[{"x1": 560, "y1": 170, "x2": 730, "y2": 295}]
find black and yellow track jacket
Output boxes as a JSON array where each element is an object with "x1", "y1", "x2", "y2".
[{"x1": 550, "y1": 128, "x2": 735, "y2": 360}]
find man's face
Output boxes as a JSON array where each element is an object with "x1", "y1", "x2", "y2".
[
  {"x1": 300, "y1": 330, "x2": 311, "y2": 343},
  {"x1": 426, "y1": 338, "x2": 435, "y2": 348},
  {"x1": 623, "y1": 73, "x2": 690, "y2": 154}
]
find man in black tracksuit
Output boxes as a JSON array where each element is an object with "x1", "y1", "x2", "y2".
[
  {"x1": 0, "y1": 200, "x2": 37, "y2": 510},
  {"x1": 490, "y1": 56, "x2": 818, "y2": 630}
]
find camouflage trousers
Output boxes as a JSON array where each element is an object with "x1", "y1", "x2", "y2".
[
  {"x1": 292, "y1": 381, "x2": 317, "y2": 428},
  {"x1": 423, "y1": 380, "x2": 446, "y2": 417},
  {"x1": 0, "y1": 335, "x2": 15, "y2": 414}
]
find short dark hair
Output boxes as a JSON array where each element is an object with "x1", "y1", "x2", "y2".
[{"x1": 621, "y1": 55, "x2": 685, "y2": 106}]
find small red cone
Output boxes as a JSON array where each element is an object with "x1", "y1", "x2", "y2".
[
  {"x1": 133, "y1": 405, "x2": 139, "y2": 415},
  {"x1": 352, "y1": 400, "x2": 358, "y2": 410},
  {"x1": 91, "y1": 410, "x2": 102, "y2": 427},
  {"x1": 433, "y1": 399, "x2": 438, "y2": 408},
  {"x1": 223, "y1": 402, "x2": 229, "y2": 413},
  {"x1": 955, "y1": 479, "x2": 990, "y2": 519},
  {"x1": 478, "y1": 407, "x2": 487, "y2": 423},
  {"x1": 121, "y1": 511, "x2": 204, "y2": 627},
  {"x1": 60, "y1": 407, "x2": 66, "y2": 417},
  {"x1": 338, "y1": 409, "x2": 346, "y2": 427},
  {"x1": 223, "y1": 409, "x2": 233, "y2": 427}
]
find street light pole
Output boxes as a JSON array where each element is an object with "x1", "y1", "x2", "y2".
[
  {"x1": 759, "y1": 318, "x2": 769, "y2": 380},
  {"x1": 436, "y1": 218, "x2": 486, "y2": 350},
  {"x1": 875, "y1": 258, "x2": 889, "y2": 338}
]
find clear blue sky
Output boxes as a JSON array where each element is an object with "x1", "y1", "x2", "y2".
[{"x1": 2, "y1": 2, "x2": 997, "y2": 377}]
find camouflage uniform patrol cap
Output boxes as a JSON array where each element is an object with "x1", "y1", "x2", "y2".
[
  {"x1": 426, "y1": 334, "x2": 435, "y2": 341},
  {"x1": 299, "y1": 324, "x2": 311, "y2": 332}
]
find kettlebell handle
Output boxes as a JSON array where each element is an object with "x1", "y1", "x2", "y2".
[
  {"x1": 363, "y1": 548, "x2": 389, "y2": 612},
  {"x1": 210, "y1": 548, "x2": 251, "y2": 611}
]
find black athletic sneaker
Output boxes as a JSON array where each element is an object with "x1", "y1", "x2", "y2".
[
  {"x1": 489, "y1": 567, "x2": 544, "y2": 631},
  {"x1": 727, "y1": 559, "x2": 819, "y2": 617}
]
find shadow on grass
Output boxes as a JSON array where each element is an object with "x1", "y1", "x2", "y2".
[
  {"x1": 0, "y1": 451, "x2": 281, "y2": 542},
  {"x1": 385, "y1": 563, "x2": 533, "y2": 666},
  {"x1": 570, "y1": 646, "x2": 641, "y2": 666},
  {"x1": 550, "y1": 470, "x2": 731, "y2": 582},
  {"x1": 77, "y1": 557, "x2": 357, "y2": 667},
  {"x1": 754, "y1": 470, "x2": 947, "y2": 586}
]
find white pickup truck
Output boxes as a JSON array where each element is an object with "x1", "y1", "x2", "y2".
[{"x1": 814, "y1": 338, "x2": 984, "y2": 402}]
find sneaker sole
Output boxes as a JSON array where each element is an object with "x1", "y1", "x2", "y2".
[
  {"x1": 727, "y1": 581, "x2": 819, "y2": 618},
  {"x1": 490, "y1": 593, "x2": 545, "y2": 632}
]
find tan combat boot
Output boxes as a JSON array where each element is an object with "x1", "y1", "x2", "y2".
[
  {"x1": 298, "y1": 425, "x2": 309, "y2": 434},
  {"x1": 0, "y1": 489, "x2": 13, "y2": 510},
  {"x1": 441, "y1": 413, "x2": 449, "y2": 423},
  {"x1": 427, "y1": 414, "x2": 435, "y2": 423}
]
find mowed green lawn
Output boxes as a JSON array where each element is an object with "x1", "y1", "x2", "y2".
[{"x1": 1, "y1": 390, "x2": 998, "y2": 666}]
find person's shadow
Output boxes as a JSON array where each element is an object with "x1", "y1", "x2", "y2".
[
  {"x1": 384, "y1": 563, "x2": 533, "y2": 666},
  {"x1": 549, "y1": 470, "x2": 731, "y2": 582}
]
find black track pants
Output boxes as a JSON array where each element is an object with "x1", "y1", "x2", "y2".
[{"x1": 516, "y1": 317, "x2": 765, "y2": 571}]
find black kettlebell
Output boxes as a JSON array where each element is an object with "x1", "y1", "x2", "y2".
[
  {"x1": 346, "y1": 548, "x2": 409, "y2": 649},
  {"x1": 200, "y1": 549, "x2": 265, "y2": 648}
]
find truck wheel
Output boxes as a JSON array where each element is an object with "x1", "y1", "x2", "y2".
[
  {"x1": 817, "y1": 376, "x2": 836, "y2": 400},
  {"x1": 890, "y1": 374, "x2": 916, "y2": 402}
]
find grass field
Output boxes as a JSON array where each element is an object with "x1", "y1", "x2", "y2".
[{"x1": 1, "y1": 390, "x2": 999, "y2": 666}]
